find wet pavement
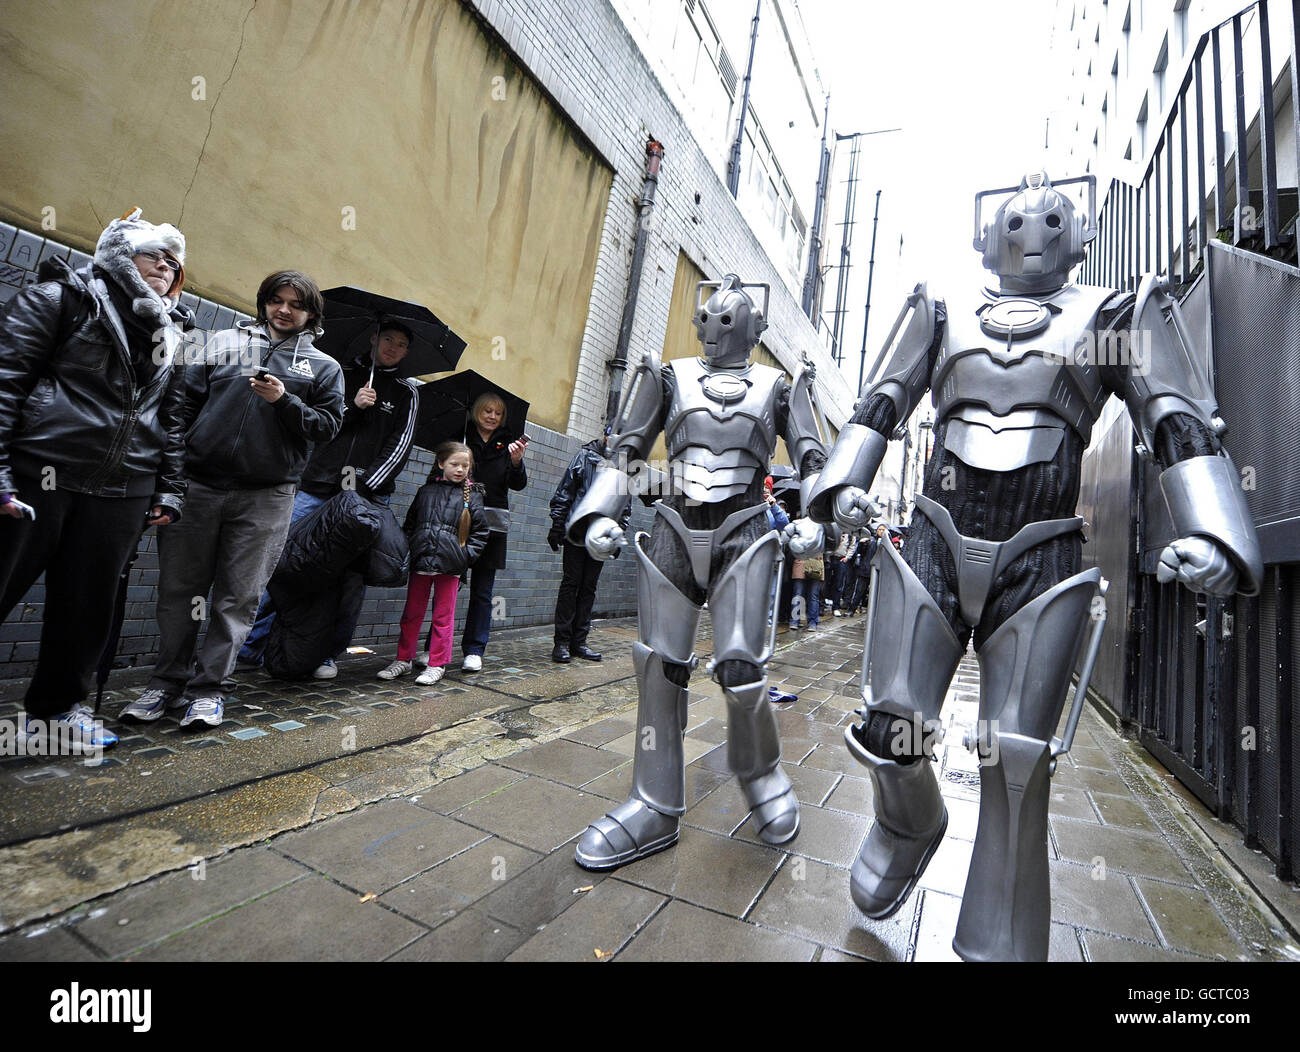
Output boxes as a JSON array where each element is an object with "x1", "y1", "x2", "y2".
[{"x1": 1, "y1": 612, "x2": 1298, "y2": 962}]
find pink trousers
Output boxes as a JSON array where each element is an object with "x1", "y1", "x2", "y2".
[{"x1": 397, "y1": 573, "x2": 460, "y2": 666}]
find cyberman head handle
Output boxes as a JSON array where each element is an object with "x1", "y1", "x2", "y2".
[
  {"x1": 973, "y1": 172, "x2": 1098, "y2": 296},
  {"x1": 694, "y1": 274, "x2": 771, "y2": 368}
]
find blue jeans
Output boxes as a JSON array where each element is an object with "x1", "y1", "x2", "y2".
[
  {"x1": 459, "y1": 562, "x2": 498, "y2": 657},
  {"x1": 792, "y1": 579, "x2": 823, "y2": 626}
]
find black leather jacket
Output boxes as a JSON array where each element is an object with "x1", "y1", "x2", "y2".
[
  {"x1": 550, "y1": 439, "x2": 630, "y2": 532},
  {"x1": 0, "y1": 257, "x2": 190, "y2": 512}
]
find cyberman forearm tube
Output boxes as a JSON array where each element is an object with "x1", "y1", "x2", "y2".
[{"x1": 1160, "y1": 454, "x2": 1263, "y2": 595}]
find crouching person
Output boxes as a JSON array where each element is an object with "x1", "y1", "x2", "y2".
[
  {"x1": 0, "y1": 209, "x2": 190, "y2": 753},
  {"x1": 123, "y1": 271, "x2": 344, "y2": 729}
]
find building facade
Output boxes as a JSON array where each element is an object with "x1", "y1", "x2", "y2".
[{"x1": 0, "y1": 0, "x2": 854, "y2": 680}]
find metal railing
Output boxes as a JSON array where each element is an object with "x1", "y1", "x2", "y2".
[
  {"x1": 1079, "y1": 0, "x2": 1299, "y2": 882},
  {"x1": 1082, "y1": 0, "x2": 1299, "y2": 293}
]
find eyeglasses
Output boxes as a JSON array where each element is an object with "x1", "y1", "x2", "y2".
[{"x1": 136, "y1": 250, "x2": 181, "y2": 273}]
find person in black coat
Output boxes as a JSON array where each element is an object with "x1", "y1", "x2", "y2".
[
  {"x1": 381, "y1": 442, "x2": 488, "y2": 686},
  {"x1": 548, "y1": 434, "x2": 629, "y2": 662},
  {"x1": 455, "y1": 393, "x2": 527, "y2": 671},
  {"x1": 0, "y1": 209, "x2": 191, "y2": 751}
]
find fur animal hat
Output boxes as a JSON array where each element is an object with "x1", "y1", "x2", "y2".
[{"x1": 93, "y1": 207, "x2": 186, "y2": 325}]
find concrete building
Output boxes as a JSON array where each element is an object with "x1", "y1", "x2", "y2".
[{"x1": 0, "y1": 0, "x2": 853, "y2": 681}]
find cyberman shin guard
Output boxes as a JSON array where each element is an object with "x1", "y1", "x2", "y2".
[
  {"x1": 952, "y1": 568, "x2": 1101, "y2": 962},
  {"x1": 712, "y1": 527, "x2": 799, "y2": 843},
  {"x1": 574, "y1": 533, "x2": 701, "y2": 871},
  {"x1": 846, "y1": 541, "x2": 964, "y2": 918}
]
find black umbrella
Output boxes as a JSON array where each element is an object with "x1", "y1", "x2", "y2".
[
  {"x1": 315, "y1": 286, "x2": 466, "y2": 382},
  {"x1": 414, "y1": 370, "x2": 530, "y2": 450}
]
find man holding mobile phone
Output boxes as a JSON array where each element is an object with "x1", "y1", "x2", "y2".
[
  {"x1": 0, "y1": 209, "x2": 190, "y2": 753},
  {"x1": 123, "y1": 270, "x2": 344, "y2": 730}
]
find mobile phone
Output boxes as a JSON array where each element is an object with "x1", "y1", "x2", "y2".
[
  {"x1": 6, "y1": 497, "x2": 36, "y2": 521},
  {"x1": 254, "y1": 370, "x2": 273, "y2": 383},
  {"x1": 518, "y1": 433, "x2": 531, "y2": 443}
]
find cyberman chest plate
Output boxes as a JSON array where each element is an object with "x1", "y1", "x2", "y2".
[
  {"x1": 932, "y1": 284, "x2": 1118, "y2": 470},
  {"x1": 664, "y1": 358, "x2": 782, "y2": 502}
]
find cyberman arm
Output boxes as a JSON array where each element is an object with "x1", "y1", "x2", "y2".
[
  {"x1": 565, "y1": 349, "x2": 668, "y2": 560},
  {"x1": 780, "y1": 360, "x2": 831, "y2": 557},
  {"x1": 1115, "y1": 275, "x2": 1263, "y2": 595},
  {"x1": 805, "y1": 284, "x2": 942, "y2": 528}
]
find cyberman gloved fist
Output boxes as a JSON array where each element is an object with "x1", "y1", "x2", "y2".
[
  {"x1": 584, "y1": 516, "x2": 626, "y2": 561},
  {"x1": 832, "y1": 486, "x2": 879, "y2": 529},
  {"x1": 1156, "y1": 537, "x2": 1238, "y2": 596},
  {"x1": 781, "y1": 517, "x2": 824, "y2": 558}
]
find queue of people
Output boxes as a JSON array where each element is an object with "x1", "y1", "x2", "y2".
[{"x1": 0, "y1": 210, "x2": 544, "y2": 750}]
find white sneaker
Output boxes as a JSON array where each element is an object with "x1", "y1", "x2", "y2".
[
  {"x1": 461, "y1": 654, "x2": 483, "y2": 672},
  {"x1": 376, "y1": 660, "x2": 412, "y2": 681},
  {"x1": 416, "y1": 666, "x2": 445, "y2": 686},
  {"x1": 312, "y1": 659, "x2": 338, "y2": 680}
]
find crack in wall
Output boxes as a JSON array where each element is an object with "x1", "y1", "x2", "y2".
[{"x1": 179, "y1": 0, "x2": 258, "y2": 226}]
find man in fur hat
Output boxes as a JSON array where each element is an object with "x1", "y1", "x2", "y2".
[{"x1": 0, "y1": 208, "x2": 191, "y2": 753}]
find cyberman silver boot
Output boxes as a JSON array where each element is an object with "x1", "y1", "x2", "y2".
[
  {"x1": 574, "y1": 532, "x2": 701, "y2": 870},
  {"x1": 952, "y1": 567, "x2": 1102, "y2": 962},
  {"x1": 726, "y1": 678, "x2": 799, "y2": 842},
  {"x1": 846, "y1": 540, "x2": 964, "y2": 918}
]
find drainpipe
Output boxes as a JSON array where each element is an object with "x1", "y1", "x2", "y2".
[
  {"x1": 606, "y1": 139, "x2": 665, "y2": 426},
  {"x1": 726, "y1": 0, "x2": 762, "y2": 198}
]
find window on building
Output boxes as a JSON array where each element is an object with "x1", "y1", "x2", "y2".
[
  {"x1": 1136, "y1": 92, "x2": 1148, "y2": 155},
  {"x1": 1154, "y1": 32, "x2": 1168, "y2": 113}
]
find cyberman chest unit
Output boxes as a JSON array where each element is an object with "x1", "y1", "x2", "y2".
[
  {"x1": 663, "y1": 357, "x2": 783, "y2": 503},
  {"x1": 933, "y1": 283, "x2": 1117, "y2": 473}
]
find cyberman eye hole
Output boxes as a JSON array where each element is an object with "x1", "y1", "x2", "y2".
[
  {"x1": 721, "y1": 314, "x2": 732, "y2": 325},
  {"x1": 700, "y1": 312, "x2": 708, "y2": 322},
  {"x1": 1008, "y1": 216, "x2": 1024, "y2": 231},
  {"x1": 1046, "y1": 214, "x2": 1062, "y2": 229}
]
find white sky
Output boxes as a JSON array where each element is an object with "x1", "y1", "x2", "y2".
[{"x1": 795, "y1": 0, "x2": 1060, "y2": 388}]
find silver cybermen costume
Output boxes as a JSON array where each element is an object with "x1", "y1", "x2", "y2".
[
  {"x1": 808, "y1": 172, "x2": 1263, "y2": 961},
  {"x1": 568, "y1": 274, "x2": 827, "y2": 870}
]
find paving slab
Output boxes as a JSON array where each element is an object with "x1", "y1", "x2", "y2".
[
  {"x1": 477, "y1": 847, "x2": 608, "y2": 933},
  {"x1": 385, "y1": 908, "x2": 529, "y2": 962},
  {"x1": 0, "y1": 924, "x2": 99, "y2": 962},
  {"x1": 748, "y1": 856, "x2": 917, "y2": 960},
  {"x1": 408, "y1": 764, "x2": 527, "y2": 815},
  {"x1": 611, "y1": 827, "x2": 784, "y2": 917},
  {"x1": 1050, "y1": 817, "x2": 1194, "y2": 884},
  {"x1": 73, "y1": 847, "x2": 309, "y2": 957},
  {"x1": 130, "y1": 875, "x2": 424, "y2": 961},
  {"x1": 1133, "y1": 877, "x2": 1251, "y2": 960},
  {"x1": 563, "y1": 715, "x2": 638, "y2": 749},
  {"x1": 1047, "y1": 862, "x2": 1159, "y2": 942},
  {"x1": 452, "y1": 774, "x2": 599, "y2": 853},
  {"x1": 1081, "y1": 930, "x2": 1209, "y2": 962},
  {"x1": 378, "y1": 837, "x2": 542, "y2": 927},
  {"x1": 616, "y1": 899, "x2": 817, "y2": 962},
  {"x1": 276, "y1": 799, "x2": 487, "y2": 894},
  {"x1": 505, "y1": 879, "x2": 666, "y2": 962},
  {"x1": 495, "y1": 737, "x2": 629, "y2": 788}
]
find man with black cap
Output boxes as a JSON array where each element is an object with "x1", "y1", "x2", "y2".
[
  {"x1": 0, "y1": 208, "x2": 191, "y2": 753},
  {"x1": 239, "y1": 322, "x2": 420, "y2": 676}
]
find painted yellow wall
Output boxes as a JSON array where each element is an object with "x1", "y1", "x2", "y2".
[{"x1": 0, "y1": 0, "x2": 612, "y2": 432}]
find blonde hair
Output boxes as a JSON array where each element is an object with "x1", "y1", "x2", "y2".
[
  {"x1": 435, "y1": 441, "x2": 474, "y2": 544},
  {"x1": 471, "y1": 393, "x2": 507, "y2": 429}
]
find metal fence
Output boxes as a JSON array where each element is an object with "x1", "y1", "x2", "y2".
[{"x1": 1079, "y1": 0, "x2": 1299, "y2": 881}]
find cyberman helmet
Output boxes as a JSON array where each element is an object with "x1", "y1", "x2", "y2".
[
  {"x1": 973, "y1": 172, "x2": 1097, "y2": 295},
  {"x1": 693, "y1": 273, "x2": 770, "y2": 367}
]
